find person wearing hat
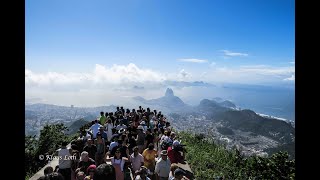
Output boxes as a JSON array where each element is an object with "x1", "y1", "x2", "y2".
[
  {"x1": 167, "y1": 140, "x2": 185, "y2": 164},
  {"x1": 155, "y1": 150, "x2": 171, "y2": 180}
]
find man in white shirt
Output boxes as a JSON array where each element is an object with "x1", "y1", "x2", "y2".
[
  {"x1": 90, "y1": 120, "x2": 103, "y2": 139},
  {"x1": 155, "y1": 150, "x2": 171, "y2": 180},
  {"x1": 130, "y1": 146, "x2": 144, "y2": 174},
  {"x1": 58, "y1": 141, "x2": 72, "y2": 180}
]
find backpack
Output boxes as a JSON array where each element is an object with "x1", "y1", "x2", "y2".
[{"x1": 160, "y1": 140, "x2": 172, "y2": 150}]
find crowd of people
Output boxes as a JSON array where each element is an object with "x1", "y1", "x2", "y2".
[{"x1": 37, "y1": 106, "x2": 191, "y2": 180}]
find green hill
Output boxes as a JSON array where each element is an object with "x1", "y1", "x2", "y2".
[
  {"x1": 66, "y1": 118, "x2": 90, "y2": 135},
  {"x1": 178, "y1": 131, "x2": 295, "y2": 179}
]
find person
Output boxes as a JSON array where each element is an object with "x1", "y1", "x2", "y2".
[
  {"x1": 83, "y1": 138, "x2": 97, "y2": 160},
  {"x1": 77, "y1": 151, "x2": 95, "y2": 175},
  {"x1": 99, "y1": 111, "x2": 107, "y2": 125},
  {"x1": 71, "y1": 149, "x2": 81, "y2": 180},
  {"x1": 168, "y1": 164, "x2": 179, "y2": 180},
  {"x1": 136, "y1": 126, "x2": 146, "y2": 153},
  {"x1": 93, "y1": 163, "x2": 116, "y2": 180},
  {"x1": 58, "y1": 141, "x2": 72, "y2": 180},
  {"x1": 84, "y1": 164, "x2": 96, "y2": 180},
  {"x1": 105, "y1": 119, "x2": 114, "y2": 142},
  {"x1": 40, "y1": 172, "x2": 65, "y2": 180},
  {"x1": 37, "y1": 166, "x2": 54, "y2": 180},
  {"x1": 98, "y1": 126, "x2": 108, "y2": 140},
  {"x1": 76, "y1": 171, "x2": 85, "y2": 180},
  {"x1": 172, "y1": 168, "x2": 190, "y2": 180},
  {"x1": 142, "y1": 143, "x2": 157, "y2": 176},
  {"x1": 167, "y1": 140, "x2": 185, "y2": 164},
  {"x1": 95, "y1": 132, "x2": 106, "y2": 166},
  {"x1": 89, "y1": 120, "x2": 103, "y2": 139},
  {"x1": 116, "y1": 120, "x2": 128, "y2": 131},
  {"x1": 129, "y1": 146, "x2": 144, "y2": 175},
  {"x1": 144, "y1": 129, "x2": 154, "y2": 149},
  {"x1": 106, "y1": 148, "x2": 129, "y2": 180},
  {"x1": 155, "y1": 150, "x2": 171, "y2": 180},
  {"x1": 135, "y1": 166, "x2": 151, "y2": 180}
]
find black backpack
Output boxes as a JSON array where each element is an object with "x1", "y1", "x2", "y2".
[{"x1": 160, "y1": 140, "x2": 172, "y2": 150}]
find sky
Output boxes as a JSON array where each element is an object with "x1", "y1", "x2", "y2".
[{"x1": 25, "y1": 0, "x2": 295, "y2": 107}]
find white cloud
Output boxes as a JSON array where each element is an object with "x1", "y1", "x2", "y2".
[
  {"x1": 290, "y1": 61, "x2": 295, "y2": 64},
  {"x1": 178, "y1": 58, "x2": 208, "y2": 63},
  {"x1": 26, "y1": 63, "x2": 294, "y2": 106},
  {"x1": 221, "y1": 50, "x2": 248, "y2": 57},
  {"x1": 25, "y1": 63, "x2": 166, "y2": 89},
  {"x1": 283, "y1": 75, "x2": 295, "y2": 81},
  {"x1": 200, "y1": 65, "x2": 295, "y2": 84}
]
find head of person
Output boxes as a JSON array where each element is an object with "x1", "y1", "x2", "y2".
[
  {"x1": 94, "y1": 163, "x2": 116, "y2": 180},
  {"x1": 76, "y1": 171, "x2": 85, "y2": 180},
  {"x1": 174, "y1": 168, "x2": 186, "y2": 180},
  {"x1": 154, "y1": 128, "x2": 158, "y2": 134},
  {"x1": 133, "y1": 146, "x2": 139, "y2": 156},
  {"x1": 95, "y1": 119, "x2": 98, "y2": 124},
  {"x1": 99, "y1": 126, "x2": 105, "y2": 132},
  {"x1": 100, "y1": 111, "x2": 104, "y2": 116},
  {"x1": 160, "y1": 150, "x2": 168, "y2": 160},
  {"x1": 148, "y1": 143, "x2": 154, "y2": 150},
  {"x1": 61, "y1": 141, "x2": 68, "y2": 147},
  {"x1": 170, "y1": 164, "x2": 179, "y2": 176},
  {"x1": 44, "y1": 166, "x2": 53, "y2": 175},
  {"x1": 137, "y1": 126, "x2": 144, "y2": 132},
  {"x1": 87, "y1": 138, "x2": 93, "y2": 145},
  {"x1": 117, "y1": 139, "x2": 123, "y2": 145},
  {"x1": 80, "y1": 151, "x2": 89, "y2": 162},
  {"x1": 170, "y1": 132, "x2": 176, "y2": 138},
  {"x1": 71, "y1": 144, "x2": 78, "y2": 151},
  {"x1": 172, "y1": 140, "x2": 180, "y2": 149},
  {"x1": 47, "y1": 172, "x2": 64, "y2": 180},
  {"x1": 139, "y1": 166, "x2": 150, "y2": 179},
  {"x1": 115, "y1": 148, "x2": 121, "y2": 158},
  {"x1": 96, "y1": 132, "x2": 102, "y2": 139},
  {"x1": 87, "y1": 164, "x2": 96, "y2": 177}
]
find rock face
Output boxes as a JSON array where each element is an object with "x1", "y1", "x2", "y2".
[
  {"x1": 133, "y1": 88, "x2": 187, "y2": 110},
  {"x1": 165, "y1": 88, "x2": 174, "y2": 97}
]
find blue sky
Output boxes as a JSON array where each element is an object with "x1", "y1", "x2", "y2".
[{"x1": 26, "y1": 0, "x2": 295, "y2": 106}]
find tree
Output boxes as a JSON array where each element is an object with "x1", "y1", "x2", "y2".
[{"x1": 25, "y1": 123, "x2": 72, "y2": 178}]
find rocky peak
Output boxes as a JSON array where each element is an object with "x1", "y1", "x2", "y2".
[{"x1": 165, "y1": 88, "x2": 174, "y2": 97}]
